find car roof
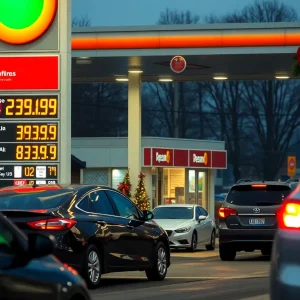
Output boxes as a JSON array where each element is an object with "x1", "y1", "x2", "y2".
[
  {"x1": 154, "y1": 204, "x2": 195, "y2": 208},
  {"x1": 0, "y1": 184, "x2": 117, "y2": 193}
]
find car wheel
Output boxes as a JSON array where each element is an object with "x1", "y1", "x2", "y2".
[
  {"x1": 188, "y1": 231, "x2": 198, "y2": 252},
  {"x1": 83, "y1": 244, "x2": 102, "y2": 288},
  {"x1": 145, "y1": 241, "x2": 168, "y2": 281},
  {"x1": 206, "y1": 230, "x2": 216, "y2": 251},
  {"x1": 219, "y1": 245, "x2": 236, "y2": 261}
]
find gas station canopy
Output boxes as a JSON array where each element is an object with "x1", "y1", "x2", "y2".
[{"x1": 71, "y1": 22, "x2": 300, "y2": 82}]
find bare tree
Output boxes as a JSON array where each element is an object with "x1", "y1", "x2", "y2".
[
  {"x1": 71, "y1": 15, "x2": 128, "y2": 137},
  {"x1": 72, "y1": 14, "x2": 91, "y2": 27},
  {"x1": 157, "y1": 8, "x2": 200, "y2": 25},
  {"x1": 205, "y1": 0, "x2": 299, "y2": 181},
  {"x1": 144, "y1": 9, "x2": 201, "y2": 138}
]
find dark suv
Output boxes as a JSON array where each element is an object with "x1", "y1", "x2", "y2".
[{"x1": 218, "y1": 181, "x2": 291, "y2": 261}]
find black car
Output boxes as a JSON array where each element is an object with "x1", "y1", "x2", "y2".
[
  {"x1": 0, "y1": 211, "x2": 90, "y2": 300},
  {"x1": 0, "y1": 184, "x2": 171, "y2": 288},
  {"x1": 218, "y1": 181, "x2": 291, "y2": 261}
]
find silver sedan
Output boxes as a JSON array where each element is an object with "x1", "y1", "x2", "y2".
[{"x1": 152, "y1": 204, "x2": 216, "y2": 251}]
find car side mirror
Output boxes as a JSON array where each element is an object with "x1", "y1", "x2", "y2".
[
  {"x1": 142, "y1": 210, "x2": 154, "y2": 221},
  {"x1": 198, "y1": 215, "x2": 207, "y2": 222},
  {"x1": 27, "y1": 233, "x2": 55, "y2": 259}
]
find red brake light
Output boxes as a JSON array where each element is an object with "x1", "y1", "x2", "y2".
[
  {"x1": 251, "y1": 184, "x2": 267, "y2": 188},
  {"x1": 27, "y1": 218, "x2": 77, "y2": 231},
  {"x1": 277, "y1": 201, "x2": 300, "y2": 229},
  {"x1": 219, "y1": 207, "x2": 238, "y2": 218},
  {"x1": 29, "y1": 209, "x2": 48, "y2": 213}
]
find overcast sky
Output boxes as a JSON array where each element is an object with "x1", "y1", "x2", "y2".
[{"x1": 72, "y1": 0, "x2": 300, "y2": 26}]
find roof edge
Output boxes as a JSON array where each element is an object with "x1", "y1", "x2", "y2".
[{"x1": 72, "y1": 22, "x2": 300, "y2": 33}]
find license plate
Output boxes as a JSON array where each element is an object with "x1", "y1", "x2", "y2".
[{"x1": 249, "y1": 218, "x2": 265, "y2": 225}]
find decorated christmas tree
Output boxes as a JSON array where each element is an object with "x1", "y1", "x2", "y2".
[
  {"x1": 117, "y1": 169, "x2": 132, "y2": 198},
  {"x1": 134, "y1": 172, "x2": 150, "y2": 211}
]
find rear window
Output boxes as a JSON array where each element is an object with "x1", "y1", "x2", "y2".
[
  {"x1": 226, "y1": 184, "x2": 290, "y2": 206},
  {"x1": 0, "y1": 189, "x2": 75, "y2": 210}
]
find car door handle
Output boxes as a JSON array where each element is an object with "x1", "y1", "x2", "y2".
[
  {"x1": 97, "y1": 221, "x2": 106, "y2": 226},
  {"x1": 127, "y1": 225, "x2": 134, "y2": 230}
]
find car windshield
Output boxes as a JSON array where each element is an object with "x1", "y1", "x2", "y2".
[
  {"x1": 226, "y1": 185, "x2": 290, "y2": 206},
  {"x1": 153, "y1": 207, "x2": 194, "y2": 219},
  {"x1": 0, "y1": 189, "x2": 75, "y2": 210}
]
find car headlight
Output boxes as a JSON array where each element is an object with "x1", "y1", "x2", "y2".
[{"x1": 175, "y1": 227, "x2": 191, "y2": 233}]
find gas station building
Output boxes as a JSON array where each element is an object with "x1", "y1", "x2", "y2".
[
  {"x1": 70, "y1": 22, "x2": 300, "y2": 215},
  {"x1": 0, "y1": 1, "x2": 299, "y2": 218}
]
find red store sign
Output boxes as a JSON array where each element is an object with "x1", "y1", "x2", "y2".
[
  {"x1": 0, "y1": 56, "x2": 59, "y2": 91},
  {"x1": 144, "y1": 148, "x2": 227, "y2": 169}
]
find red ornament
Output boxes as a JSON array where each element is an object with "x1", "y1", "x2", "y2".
[
  {"x1": 138, "y1": 172, "x2": 146, "y2": 179},
  {"x1": 297, "y1": 47, "x2": 300, "y2": 64},
  {"x1": 170, "y1": 56, "x2": 187, "y2": 73}
]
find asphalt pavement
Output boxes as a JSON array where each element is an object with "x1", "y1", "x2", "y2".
[{"x1": 90, "y1": 246, "x2": 270, "y2": 300}]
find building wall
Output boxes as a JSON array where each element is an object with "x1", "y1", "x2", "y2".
[{"x1": 71, "y1": 137, "x2": 225, "y2": 168}]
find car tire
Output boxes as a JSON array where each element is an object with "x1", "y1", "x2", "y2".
[
  {"x1": 145, "y1": 241, "x2": 168, "y2": 281},
  {"x1": 188, "y1": 231, "x2": 198, "y2": 252},
  {"x1": 219, "y1": 245, "x2": 236, "y2": 261},
  {"x1": 83, "y1": 244, "x2": 102, "y2": 289},
  {"x1": 206, "y1": 230, "x2": 216, "y2": 251}
]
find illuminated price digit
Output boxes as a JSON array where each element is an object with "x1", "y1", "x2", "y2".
[
  {"x1": 49, "y1": 125, "x2": 57, "y2": 140},
  {"x1": 16, "y1": 125, "x2": 23, "y2": 140},
  {"x1": 32, "y1": 125, "x2": 39, "y2": 140},
  {"x1": 49, "y1": 99, "x2": 57, "y2": 116},
  {"x1": 16, "y1": 145, "x2": 23, "y2": 160},
  {"x1": 24, "y1": 99, "x2": 32, "y2": 115},
  {"x1": 24, "y1": 126, "x2": 31, "y2": 140},
  {"x1": 40, "y1": 125, "x2": 47, "y2": 140},
  {"x1": 48, "y1": 166, "x2": 57, "y2": 176},
  {"x1": 6, "y1": 99, "x2": 14, "y2": 116},
  {"x1": 24, "y1": 145, "x2": 31, "y2": 160},
  {"x1": 49, "y1": 145, "x2": 57, "y2": 160},
  {"x1": 31, "y1": 145, "x2": 39, "y2": 160},
  {"x1": 24, "y1": 167, "x2": 34, "y2": 177},
  {"x1": 15, "y1": 99, "x2": 23, "y2": 116},
  {"x1": 40, "y1": 99, "x2": 48, "y2": 116},
  {"x1": 40, "y1": 145, "x2": 47, "y2": 160}
]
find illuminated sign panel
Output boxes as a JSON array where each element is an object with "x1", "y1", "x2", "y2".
[
  {"x1": 0, "y1": 164, "x2": 58, "y2": 187},
  {"x1": 0, "y1": 122, "x2": 58, "y2": 142},
  {"x1": 0, "y1": 56, "x2": 59, "y2": 91},
  {"x1": 0, "y1": 143, "x2": 58, "y2": 161},
  {"x1": 0, "y1": 96, "x2": 58, "y2": 118},
  {"x1": 0, "y1": 0, "x2": 58, "y2": 45},
  {"x1": 0, "y1": 93, "x2": 60, "y2": 186}
]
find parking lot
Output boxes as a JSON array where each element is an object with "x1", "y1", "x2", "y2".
[{"x1": 90, "y1": 242, "x2": 270, "y2": 300}]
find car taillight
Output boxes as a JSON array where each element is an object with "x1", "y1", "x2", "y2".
[
  {"x1": 219, "y1": 207, "x2": 238, "y2": 218},
  {"x1": 27, "y1": 218, "x2": 77, "y2": 231},
  {"x1": 278, "y1": 201, "x2": 300, "y2": 229}
]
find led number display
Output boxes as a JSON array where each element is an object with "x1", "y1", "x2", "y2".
[
  {"x1": 0, "y1": 164, "x2": 58, "y2": 180},
  {"x1": 0, "y1": 143, "x2": 58, "y2": 161},
  {"x1": 0, "y1": 96, "x2": 58, "y2": 118},
  {"x1": 0, "y1": 122, "x2": 58, "y2": 142},
  {"x1": 0, "y1": 163, "x2": 58, "y2": 188}
]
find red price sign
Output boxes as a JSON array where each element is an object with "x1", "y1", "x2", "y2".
[
  {"x1": 170, "y1": 56, "x2": 187, "y2": 73},
  {"x1": 14, "y1": 180, "x2": 27, "y2": 186}
]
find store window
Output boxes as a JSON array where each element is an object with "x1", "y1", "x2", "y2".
[
  {"x1": 198, "y1": 171, "x2": 207, "y2": 207},
  {"x1": 112, "y1": 169, "x2": 126, "y2": 190},
  {"x1": 189, "y1": 170, "x2": 196, "y2": 204},
  {"x1": 162, "y1": 168, "x2": 185, "y2": 204}
]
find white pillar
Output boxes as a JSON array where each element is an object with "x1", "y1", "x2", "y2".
[
  {"x1": 59, "y1": 0, "x2": 72, "y2": 184},
  {"x1": 128, "y1": 72, "x2": 142, "y2": 196},
  {"x1": 208, "y1": 169, "x2": 215, "y2": 220}
]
